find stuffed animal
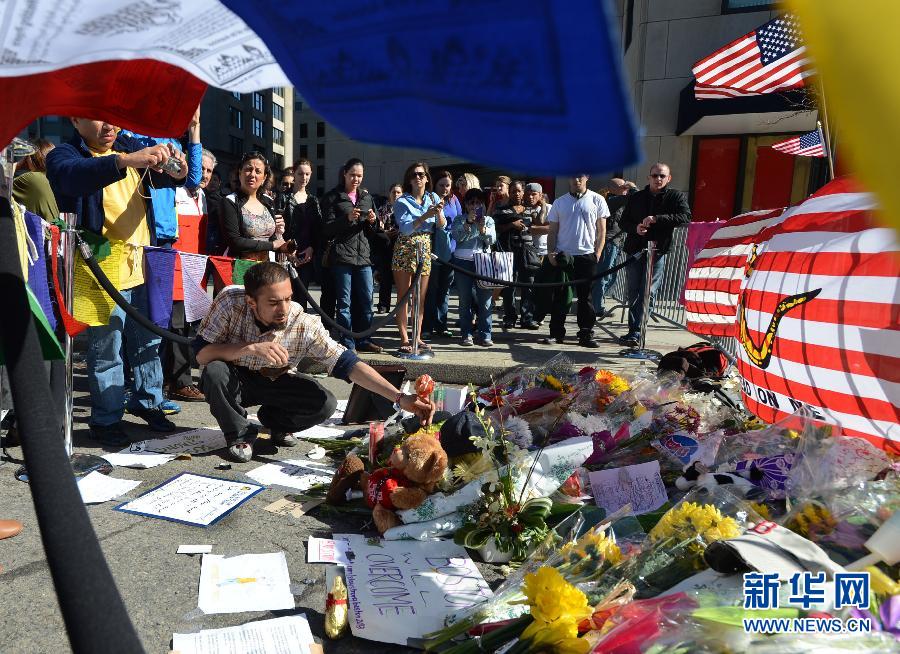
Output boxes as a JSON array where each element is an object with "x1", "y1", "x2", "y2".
[
  {"x1": 361, "y1": 432, "x2": 448, "y2": 533},
  {"x1": 675, "y1": 461, "x2": 757, "y2": 496}
]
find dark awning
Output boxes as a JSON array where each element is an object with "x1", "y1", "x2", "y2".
[{"x1": 677, "y1": 82, "x2": 817, "y2": 136}]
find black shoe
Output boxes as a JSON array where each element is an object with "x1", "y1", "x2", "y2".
[
  {"x1": 273, "y1": 432, "x2": 298, "y2": 447},
  {"x1": 89, "y1": 422, "x2": 131, "y2": 447},
  {"x1": 619, "y1": 335, "x2": 640, "y2": 347},
  {"x1": 538, "y1": 336, "x2": 565, "y2": 345},
  {"x1": 578, "y1": 338, "x2": 600, "y2": 349},
  {"x1": 129, "y1": 406, "x2": 177, "y2": 432}
]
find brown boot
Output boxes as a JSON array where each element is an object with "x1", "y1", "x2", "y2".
[{"x1": 0, "y1": 520, "x2": 22, "y2": 540}]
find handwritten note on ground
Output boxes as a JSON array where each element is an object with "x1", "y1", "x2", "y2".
[
  {"x1": 338, "y1": 534, "x2": 492, "y2": 645},
  {"x1": 115, "y1": 473, "x2": 263, "y2": 527},
  {"x1": 131, "y1": 428, "x2": 227, "y2": 455},
  {"x1": 588, "y1": 460, "x2": 668, "y2": 516},
  {"x1": 77, "y1": 471, "x2": 141, "y2": 504},
  {"x1": 307, "y1": 536, "x2": 351, "y2": 564}
]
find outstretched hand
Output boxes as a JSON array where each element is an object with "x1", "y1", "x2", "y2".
[{"x1": 399, "y1": 394, "x2": 436, "y2": 426}]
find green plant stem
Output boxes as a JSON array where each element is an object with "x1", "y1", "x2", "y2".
[{"x1": 439, "y1": 616, "x2": 532, "y2": 654}]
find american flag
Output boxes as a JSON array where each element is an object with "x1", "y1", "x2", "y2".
[
  {"x1": 692, "y1": 14, "x2": 815, "y2": 100},
  {"x1": 771, "y1": 128, "x2": 826, "y2": 157},
  {"x1": 685, "y1": 179, "x2": 900, "y2": 450}
]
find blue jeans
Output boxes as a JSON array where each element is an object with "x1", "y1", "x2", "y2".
[
  {"x1": 332, "y1": 264, "x2": 374, "y2": 349},
  {"x1": 592, "y1": 242, "x2": 620, "y2": 313},
  {"x1": 453, "y1": 258, "x2": 493, "y2": 340},
  {"x1": 625, "y1": 253, "x2": 666, "y2": 337},
  {"x1": 423, "y1": 260, "x2": 454, "y2": 333},
  {"x1": 87, "y1": 284, "x2": 164, "y2": 426}
]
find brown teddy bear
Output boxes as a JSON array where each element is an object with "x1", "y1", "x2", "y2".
[{"x1": 326, "y1": 432, "x2": 447, "y2": 534}]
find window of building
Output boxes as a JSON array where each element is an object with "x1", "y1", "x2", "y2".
[
  {"x1": 299, "y1": 144, "x2": 309, "y2": 158},
  {"x1": 252, "y1": 117, "x2": 264, "y2": 138},
  {"x1": 272, "y1": 87, "x2": 284, "y2": 98},
  {"x1": 229, "y1": 107, "x2": 243, "y2": 129},
  {"x1": 230, "y1": 136, "x2": 244, "y2": 155},
  {"x1": 722, "y1": 0, "x2": 774, "y2": 12},
  {"x1": 316, "y1": 121, "x2": 325, "y2": 138},
  {"x1": 252, "y1": 92, "x2": 264, "y2": 112},
  {"x1": 273, "y1": 103, "x2": 284, "y2": 122},
  {"x1": 294, "y1": 100, "x2": 303, "y2": 111},
  {"x1": 232, "y1": 91, "x2": 242, "y2": 100},
  {"x1": 624, "y1": 0, "x2": 634, "y2": 51},
  {"x1": 316, "y1": 143, "x2": 325, "y2": 158},
  {"x1": 299, "y1": 123, "x2": 308, "y2": 139},
  {"x1": 273, "y1": 154, "x2": 284, "y2": 170},
  {"x1": 273, "y1": 127, "x2": 284, "y2": 145},
  {"x1": 316, "y1": 165, "x2": 325, "y2": 181}
]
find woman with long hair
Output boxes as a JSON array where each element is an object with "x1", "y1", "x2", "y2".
[
  {"x1": 321, "y1": 158, "x2": 382, "y2": 353},
  {"x1": 487, "y1": 174, "x2": 511, "y2": 217},
  {"x1": 221, "y1": 151, "x2": 295, "y2": 261},
  {"x1": 285, "y1": 158, "x2": 321, "y2": 310},
  {"x1": 374, "y1": 183, "x2": 403, "y2": 313},
  {"x1": 392, "y1": 162, "x2": 445, "y2": 353},
  {"x1": 12, "y1": 138, "x2": 58, "y2": 220},
  {"x1": 493, "y1": 179, "x2": 527, "y2": 327},
  {"x1": 423, "y1": 170, "x2": 462, "y2": 338}
]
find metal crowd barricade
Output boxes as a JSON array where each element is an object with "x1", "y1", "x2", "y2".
[{"x1": 604, "y1": 225, "x2": 739, "y2": 362}]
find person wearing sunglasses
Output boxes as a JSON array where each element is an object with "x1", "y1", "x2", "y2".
[
  {"x1": 392, "y1": 162, "x2": 445, "y2": 353},
  {"x1": 221, "y1": 151, "x2": 296, "y2": 261},
  {"x1": 619, "y1": 162, "x2": 691, "y2": 347}
]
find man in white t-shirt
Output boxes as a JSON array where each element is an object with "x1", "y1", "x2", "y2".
[{"x1": 544, "y1": 174, "x2": 609, "y2": 347}]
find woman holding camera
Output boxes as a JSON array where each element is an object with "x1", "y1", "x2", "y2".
[
  {"x1": 321, "y1": 158, "x2": 382, "y2": 353},
  {"x1": 392, "y1": 162, "x2": 445, "y2": 353},
  {"x1": 221, "y1": 151, "x2": 296, "y2": 261},
  {"x1": 452, "y1": 189, "x2": 497, "y2": 347}
]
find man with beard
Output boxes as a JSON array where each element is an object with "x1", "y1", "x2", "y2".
[{"x1": 195, "y1": 262, "x2": 435, "y2": 462}]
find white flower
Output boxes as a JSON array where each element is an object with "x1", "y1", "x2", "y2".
[
  {"x1": 565, "y1": 412, "x2": 610, "y2": 437},
  {"x1": 502, "y1": 416, "x2": 533, "y2": 449}
]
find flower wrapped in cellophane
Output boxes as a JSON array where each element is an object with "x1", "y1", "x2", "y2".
[
  {"x1": 421, "y1": 511, "x2": 641, "y2": 653},
  {"x1": 592, "y1": 486, "x2": 759, "y2": 600}
]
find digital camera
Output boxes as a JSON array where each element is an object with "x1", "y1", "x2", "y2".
[{"x1": 161, "y1": 157, "x2": 184, "y2": 176}]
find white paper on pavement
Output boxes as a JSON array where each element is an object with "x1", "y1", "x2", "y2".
[
  {"x1": 178, "y1": 544, "x2": 213, "y2": 555},
  {"x1": 101, "y1": 450, "x2": 176, "y2": 469},
  {"x1": 306, "y1": 536, "x2": 351, "y2": 565},
  {"x1": 77, "y1": 471, "x2": 141, "y2": 504},
  {"x1": 131, "y1": 428, "x2": 228, "y2": 456},
  {"x1": 588, "y1": 460, "x2": 668, "y2": 516},
  {"x1": 245, "y1": 459, "x2": 335, "y2": 492},
  {"x1": 294, "y1": 425, "x2": 345, "y2": 439},
  {"x1": 0, "y1": 0, "x2": 289, "y2": 91},
  {"x1": 173, "y1": 614, "x2": 314, "y2": 654},
  {"x1": 338, "y1": 534, "x2": 492, "y2": 645},
  {"x1": 197, "y1": 552, "x2": 294, "y2": 615},
  {"x1": 115, "y1": 473, "x2": 263, "y2": 527}
]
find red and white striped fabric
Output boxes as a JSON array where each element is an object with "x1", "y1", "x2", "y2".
[
  {"x1": 692, "y1": 13, "x2": 815, "y2": 100},
  {"x1": 734, "y1": 178, "x2": 900, "y2": 451},
  {"x1": 684, "y1": 208, "x2": 786, "y2": 336}
]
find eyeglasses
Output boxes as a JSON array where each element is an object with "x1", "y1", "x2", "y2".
[
  {"x1": 412, "y1": 171, "x2": 428, "y2": 179},
  {"x1": 650, "y1": 173, "x2": 668, "y2": 178}
]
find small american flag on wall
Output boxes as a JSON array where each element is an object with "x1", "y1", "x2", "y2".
[{"x1": 771, "y1": 128, "x2": 826, "y2": 157}]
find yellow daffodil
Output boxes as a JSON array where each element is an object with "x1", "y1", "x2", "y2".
[
  {"x1": 749, "y1": 502, "x2": 771, "y2": 520},
  {"x1": 522, "y1": 616, "x2": 590, "y2": 654},
  {"x1": 650, "y1": 502, "x2": 741, "y2": 546},
  {"x1": 522, "y1": 567, "x2": 592, "y2": 625}
]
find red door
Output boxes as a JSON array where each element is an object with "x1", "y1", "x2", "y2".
[{"x1": 751, "y1": 146, "x2": 794, "y2": 210}]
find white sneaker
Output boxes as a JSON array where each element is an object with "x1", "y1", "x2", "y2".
[{"x1": 461, "y1": 335, "x2": 474, "y2": 346}]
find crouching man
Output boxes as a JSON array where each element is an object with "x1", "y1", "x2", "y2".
[{"x1": 194, "y1": 262, "x2": 434, "y2": 462}]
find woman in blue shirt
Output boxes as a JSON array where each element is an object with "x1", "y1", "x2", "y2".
[
  {"x1": 451, "y1": 188, "x2": 497, "y2": 347},
  {"x1": 392, "y1": 162, "x2": 446, "y2": 353},
  {"x1": 423, "y1": 169, "x2": 462, "y2": 339}
]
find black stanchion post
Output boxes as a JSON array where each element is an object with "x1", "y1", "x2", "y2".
[
  {"x1": 620, "y1": 241, "x2": 662, "y2": 361},
  {"x1": 396, "y1": 240, "x2": 434, "y2": 361}
]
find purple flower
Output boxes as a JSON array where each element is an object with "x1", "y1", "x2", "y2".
[
  {"x1": 549, "y1": 422, "x2": 582, "y2": 443},
  {"x1": 850, "y1": 595, "x2": 900, "y2": 639}
]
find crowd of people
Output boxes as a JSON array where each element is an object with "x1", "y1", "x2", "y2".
[{"x1": 9, "y1": 112, "x2": 691, "y2": 461}]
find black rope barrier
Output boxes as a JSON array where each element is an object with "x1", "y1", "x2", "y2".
[
  {"x1": 75, "y1": 235, "x2": 194, "y2": 345},
  {"x1": 289, "y1": 257, "x2": 424, "y2": 340},
  {"x1": 0, "y1": 200, "x2": 145, "y2": 654},
  {"x1": 438, "y1": 250, "x2": 645, "y2": 289}
]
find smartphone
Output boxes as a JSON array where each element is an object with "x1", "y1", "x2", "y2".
[{"x1": 476, "y1": 206, "x2": 484, "y2": 221}]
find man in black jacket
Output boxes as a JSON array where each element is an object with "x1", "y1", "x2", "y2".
[{"x1": 618, "y1": 163, "x2": 691, "y2": 346}]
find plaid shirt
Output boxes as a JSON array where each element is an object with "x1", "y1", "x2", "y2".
[{"x1": 195, "y1": 286, "x2": 357, "y2": 378}]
